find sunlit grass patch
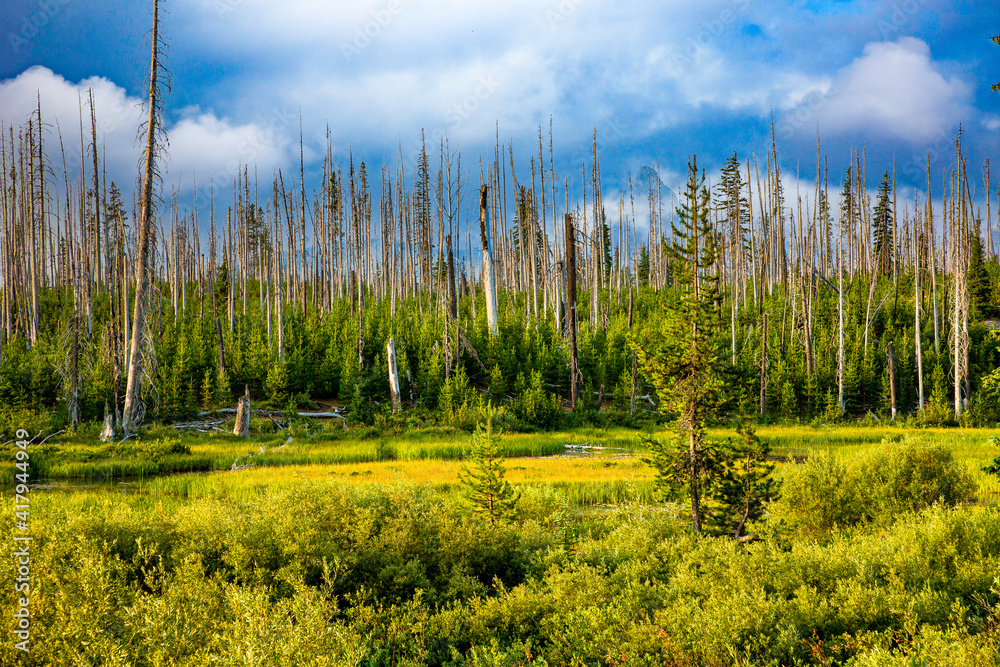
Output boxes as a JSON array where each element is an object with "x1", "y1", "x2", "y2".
[{"x1": 141, "y1": 454, "x2": 657, "y2": 506}]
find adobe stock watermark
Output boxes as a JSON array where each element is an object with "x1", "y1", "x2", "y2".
[
  {"x1": 7, "y1": 0, "x2": 72, "y2": 54},
  {"x1": 213, "y1": 0, "x2": 244, "y2": 18},
  {"x1": 341, "y1": 0, "x2": 403, "y2": 61},
  {"x1": 12, "y1": 428, "x2": 32, "y2": 654},
  {"x1": 902, "y1": 126, "x2": 962, "y2": 182},
  {"x1": 778, "y1": 89, "x2": 832, "y2": 138},
  {"x1": 547, "y1": 0, "x2": 586, "y2": 27},
  {"x1": 569, "y1": 115, "x2": 631, "y2": 165},
  {"x1": 60, "y1": 92, "x2": 139, "y2": 177},
  {"x1": 401, "y1": 74, "x2": 500, "y2": 174},
  {"x1": 196, "y1": 106, "x2": 297, "y2": 207},
  {"x1": 877, "y1": 0, "x2": 927, "y2": 41},
  {"x1": 443, "y1": 76, "x2": 500, "y2": 128},
  {"x1": 668, "y1": 0, "x2": 751, "y2": 72}
]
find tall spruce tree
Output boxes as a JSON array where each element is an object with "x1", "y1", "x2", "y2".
[
  {"x1": 717, "y1": 151, "x2": 750, "y2": 265},
  {"x1": 636, "y1": 156, "x2": 726, "y2": 532},
  {"x1": 637, "y1": 243, "x2": 650, "y2": 286},
  {"x1": 873, "y1": 171, "x2": 893, "y2": 276}
]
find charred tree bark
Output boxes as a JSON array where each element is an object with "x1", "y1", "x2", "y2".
[
  {"x1": 480, "y1": 184, "x2": 498, "y2": 335},
  {"x1": 886, "y1": 341, "x2": 897, "y2": 420},
  {"x1": 566, "y1": 213, "x2": 579, "y2": 409},
  {"x1": 387, "y1": 337, "x2": 401, "y2": 414},
  {"x1": 121, "y1": 0, "x2": 165, "y2": 433},
  {"x1": 233, "y1": 386, "x2": 250, "y2": 438}
]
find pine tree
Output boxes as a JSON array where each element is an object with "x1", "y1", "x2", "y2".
[
  {"x1": 636, "y1": 156, "x2": 726, "y2": 532},
  {"x1": 637, "y1": 243, "x2": 650, "y2": 286},
  {"x1": 873, "y1": 171, "x2": 893, "y2": 277},
  {"x1": 458, "y1": 405, "x2": 519, "y2": 527},
  {"x1": 599, "y1": 209, "x2": 612, "y2": 283},
  {"x1": 966, "y1": 228, "x2": 992, "y2": 319},
  {"x1": 922, "y1": 358, "x2": 953, "y2": 425},
  {"x1": 715, "y1": 417, "x2": 777, "y2": 539},
  {"x1": 717, "y1": 151, "x2": 749, "y2": 273},
  {"x1": 840, "y1": 166, "x2": 855, "y2": 253}
]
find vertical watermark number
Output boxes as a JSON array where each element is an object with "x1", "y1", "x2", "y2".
[{"x1": 12, "y1": 429, "x2": 31, "y2": 653}]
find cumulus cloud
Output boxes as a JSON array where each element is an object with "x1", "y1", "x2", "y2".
[
  {"x1": 3, "y1": 0, "x2": 995, "y2": 213},
  {"x1": 0, "y1": 66, "x2": 143, "y2": 187},
  {"x1": 809, "y1": 37, "x2": 972, "y2": 143},
  {"x1": 0, "y1": 66, "x2": 293, "y2": 207}
]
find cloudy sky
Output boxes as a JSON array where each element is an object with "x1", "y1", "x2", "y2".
[{"x1": 1, "y1": 0, "x2": 998, "y2": 229}]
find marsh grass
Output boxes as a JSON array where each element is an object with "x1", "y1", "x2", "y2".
[
  {"x1": 142, "y1": 455, "x2": 657, "y2": 508},
  {"x1": 1, "y1": 424, "x2": 646, "y2": 483},
  {"x1": 6, "y1": 424, "x2": 1000, "y2": 509}
]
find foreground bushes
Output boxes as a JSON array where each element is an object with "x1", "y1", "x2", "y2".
[
  {"x1": 770, "y1": 437, "x2": 978, "y2": 536},
  {"x1": 2, "y1": 477, "x2": 999, "y2": 666}
]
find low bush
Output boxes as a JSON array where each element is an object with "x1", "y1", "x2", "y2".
[
  {"x1": 4, "y1": 481, "x2": 1000, "y2": 666},
  {"x1": 770, "y1": 437, "x2": 978, "y2": 536}
]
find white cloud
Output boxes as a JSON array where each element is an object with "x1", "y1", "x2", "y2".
[
  {"x1": 811, "y1": 37, "x2": 972, "y2": 143},
  {"x1": 0, "y1": 66, "x2": 143, "y2": 190},
  {"x1": 0, "y1": 66, "x2": 293, "y2": 209}
]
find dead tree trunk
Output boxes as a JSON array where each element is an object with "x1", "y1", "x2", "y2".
[
  {"x1": 68, "y1": 313, "x2": 80, "y2": 429},
  {"x1": 759, "y1": 312, "x2": 768, "y2": 417},
  {"x1": 886, "y1": 341, "x2": 897, "y2": 420},
  {"x1": 914, "y1": 206, "x2": 924, "y2": 412},
  {"x1": 480, "y1": 185, "x2": 498, "y2": 335},
  {"x1": 121, "y1": 0, "x2": 165, "y2": 433},
  {"x1": 233, "y1": 386, "x2": 250, "y2": 438},
  {"x1": 387, "y1": 337, "x2": 401, "y2": 414},
  {"x1": 100, "y1": 402, "x2": 116, "y2": 442},
  {"x1": 837, "y1": 241, "x2": 845, "y2": 413},
  {"x1": 566, "y1": 214, "x2": 579, "y2": 409}
]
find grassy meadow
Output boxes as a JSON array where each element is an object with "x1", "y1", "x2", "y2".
[{"x1": 3, "y1": 421, "x2": 1000, "y2": 665}]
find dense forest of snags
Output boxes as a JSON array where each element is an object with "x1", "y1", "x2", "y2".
[{"x1": 1, "y1": 63, "x2": 999, "y2": 435}]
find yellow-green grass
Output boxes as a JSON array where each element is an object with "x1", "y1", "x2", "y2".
[
  {"x1": 142, "y1": 454, "x2": 658, "y2": 507},
  {"x1": 8, "y1": 423, "x2": 1000, "y2": 503},
  {"x1": 4, "y1": 424, "x2": 648, "y2": 482}
]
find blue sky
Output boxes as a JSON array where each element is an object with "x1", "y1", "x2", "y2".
[{"x1": 1, "y1": 0, "x2": 998, "y2": 232}]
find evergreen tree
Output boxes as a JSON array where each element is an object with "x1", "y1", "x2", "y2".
[
  {"x1": 600, "y1": 209, "x2": 612, "y2": 283},
  {"x1": 873, "y1": 171, "x2": 893, "y2": 277},
  {"x1": 458, "y1": 405, "x2": 519, "y2": 527},
  {"x1": 922, "y1": 358, "x2": 954, "y2": 425},
  {"x1": 715, "y1": 417, "x2": 778, "y2": 538},
  {"x1": 636, "y1": 156, "x2": 726, "y2": 532},
  {"x1": 637, "y1": 243, "x2": 650, "y2": 286},
  {"x1": 717, "y1": 151, "x2": 749, "y2": 271},
  {"x1": 840, "y1": 166, "x2": 855, "y2": 236},
  {"x1": 966, "y1": 228, "x2": 992, "y2": 319}
]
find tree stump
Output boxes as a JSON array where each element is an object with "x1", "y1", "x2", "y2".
[
  {"x1": 99, "y1": 402, "x2": 116, "y2": 442},
  {"x1": 233, "y1": 386, "x2": 251, "y2": 438},
  {"x1": 387, "y1": 337, "x2": 401, "y2": 414}
]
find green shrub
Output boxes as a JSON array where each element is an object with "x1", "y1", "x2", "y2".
[
  {"x1": 854, "y1": 438, "x2": 978, "y2": 516},
  {"x1": 769, "y1": 454, "x2": 865, "y2": 536},
  {"x1": 0, "y1": 407, "x2": 60, "y2": 439},
  {"x1": 771, "y1": 438, "x2": 977, "y2": 536},
  {"x1": 513, "y1": 370, "x2": 563, "y2": 429},
  {"x1": 103, "y1": 436, "x2": 192, "y2": 459}
]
